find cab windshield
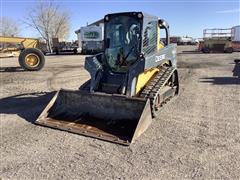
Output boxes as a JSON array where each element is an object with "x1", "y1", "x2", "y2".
[{"x1": 105, "y1": 15, "x2": 141, "y2": 72}]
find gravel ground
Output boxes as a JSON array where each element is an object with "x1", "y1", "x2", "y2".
[{"x1": 0, "y1": 46, "x2": 240, "y2": 179}]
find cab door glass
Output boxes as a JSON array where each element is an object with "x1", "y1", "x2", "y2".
[{"x1": 142, "y1": 21, "x2": 157, "y2": 54}]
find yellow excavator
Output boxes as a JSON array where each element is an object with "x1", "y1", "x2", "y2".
[
  {"x1": 0, "y1": 36, "x2": 46, "y2": 71},
  {"x1": 36, "y1": 12, "x2": 179, "y2": 145}
]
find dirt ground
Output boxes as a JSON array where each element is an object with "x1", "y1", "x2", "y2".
[{"x1": 0, "y1": 46, "x2": 239, "y2": 179}]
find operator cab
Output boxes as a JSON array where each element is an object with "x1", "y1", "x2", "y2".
[
  {"x1": 94, "y1": 12, "x2": 170, "y2": 94},
  {"x1": 103, "y1": 12, "x2": 170, "y2": 73},
  {"x1": 104, "y1": 12, "x2": 142, "y2": 73}
]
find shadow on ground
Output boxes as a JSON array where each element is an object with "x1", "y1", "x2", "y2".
[
  {"x1": 0, "y1": 92, "x2": 56, "y2": 123},
  {"x1": 0, "y1": 67, "x2": 25, "y2": 73},
  {"x1": 200, "y1": 59, "x2": 240, "y2": 85},
  {"x1": 46, "y1": 52, "x2": 80, "y2": 56},
  {"x1": 178, "y1": 50, "x2": 202, "y2": 55},
  {"x1": 178, "y1": 61, "x2": 220, "y2": 69}
]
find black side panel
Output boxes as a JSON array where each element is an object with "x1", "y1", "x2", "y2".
[{"x1": 84, "y1": 55, "x2": 103, "y2": 92}]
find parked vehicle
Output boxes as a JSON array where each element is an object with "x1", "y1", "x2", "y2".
[
  {"x1": 163, "y1": 36, "x2": 196, "y2": 45},
  {"x1": 178, "y1": 36, "x2": 195, "y2": 45},
  {"x1": 0, "y1": 36, "x2": 47, "y2": 55},
  {"x1": 0, "y1": 36, "x2": 46, "y2": 71},
  {"x1": 75, "y1": 25, "x2": 104, "y2": 54},
  {"x1": 52, "y1": 38, "x2": 78, "y2": 54},
  {"x1": 200, "y1": 28, "x2": 233, "y2": 53}
]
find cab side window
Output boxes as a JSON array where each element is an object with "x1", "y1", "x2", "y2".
[{"x1": 142, "y1": 21, "x2": 157, "y2": 54}]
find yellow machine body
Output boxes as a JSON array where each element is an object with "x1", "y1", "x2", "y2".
[
  {"x1": 0, "y1": 36, "x2": 39, "y2": 52},
  {"x1": 157, "y1": 26, "x2": 165, "y2": 50},
  {"x1": 135, "y1": 26, "x2": 165, "y2": 95},
  {"x1": 136, "y1": 68, "x2": 159, "y2": 94}
]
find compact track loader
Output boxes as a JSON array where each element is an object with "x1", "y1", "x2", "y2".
[{"x1": 36, "y1": 12, "x2": 179, "y2": 145}]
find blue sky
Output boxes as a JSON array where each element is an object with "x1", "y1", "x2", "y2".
[{"x1": 1, "y1": 0, "x2": 240, "y2": 40}]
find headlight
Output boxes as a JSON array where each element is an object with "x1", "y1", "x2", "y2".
[{"x1": 137, "y1": 13, "x2": 143, "y2": 19}]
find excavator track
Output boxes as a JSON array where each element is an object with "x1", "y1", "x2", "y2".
[{"x1": 140, "y1": 66, "x2": 178, "y2": 117}]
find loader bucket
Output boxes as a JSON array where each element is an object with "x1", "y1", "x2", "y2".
[{"x1": 36, "y1": 89, "x2": 152, "y2": 145}]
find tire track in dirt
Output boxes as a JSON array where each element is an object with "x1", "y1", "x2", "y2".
[{"x1": 45, "y1": 65, "x2": 87, "y2": 91}]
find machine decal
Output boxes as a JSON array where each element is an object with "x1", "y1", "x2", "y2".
[{"x1": 155, "y1": 54, "x2": 166, "y2": 62}]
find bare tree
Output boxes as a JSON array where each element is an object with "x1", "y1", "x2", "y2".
[
  {"x1": 24, "y1": 1, "x2": 70, "y2": 52},
  {"x1": 0, "y1": 17, "x2": 20, "y2": 37}
]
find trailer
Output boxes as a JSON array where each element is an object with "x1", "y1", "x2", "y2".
[
  {"x1": 201, "y1": 28, "x2": 233, "y2": 53},
  {"x1": 52, "y1": 38, "x2": 78, "y2": 54}
]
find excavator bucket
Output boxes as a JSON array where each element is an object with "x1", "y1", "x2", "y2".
[{"x1": 35, "y1": 89, "x2": 152, "y2": 145}]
